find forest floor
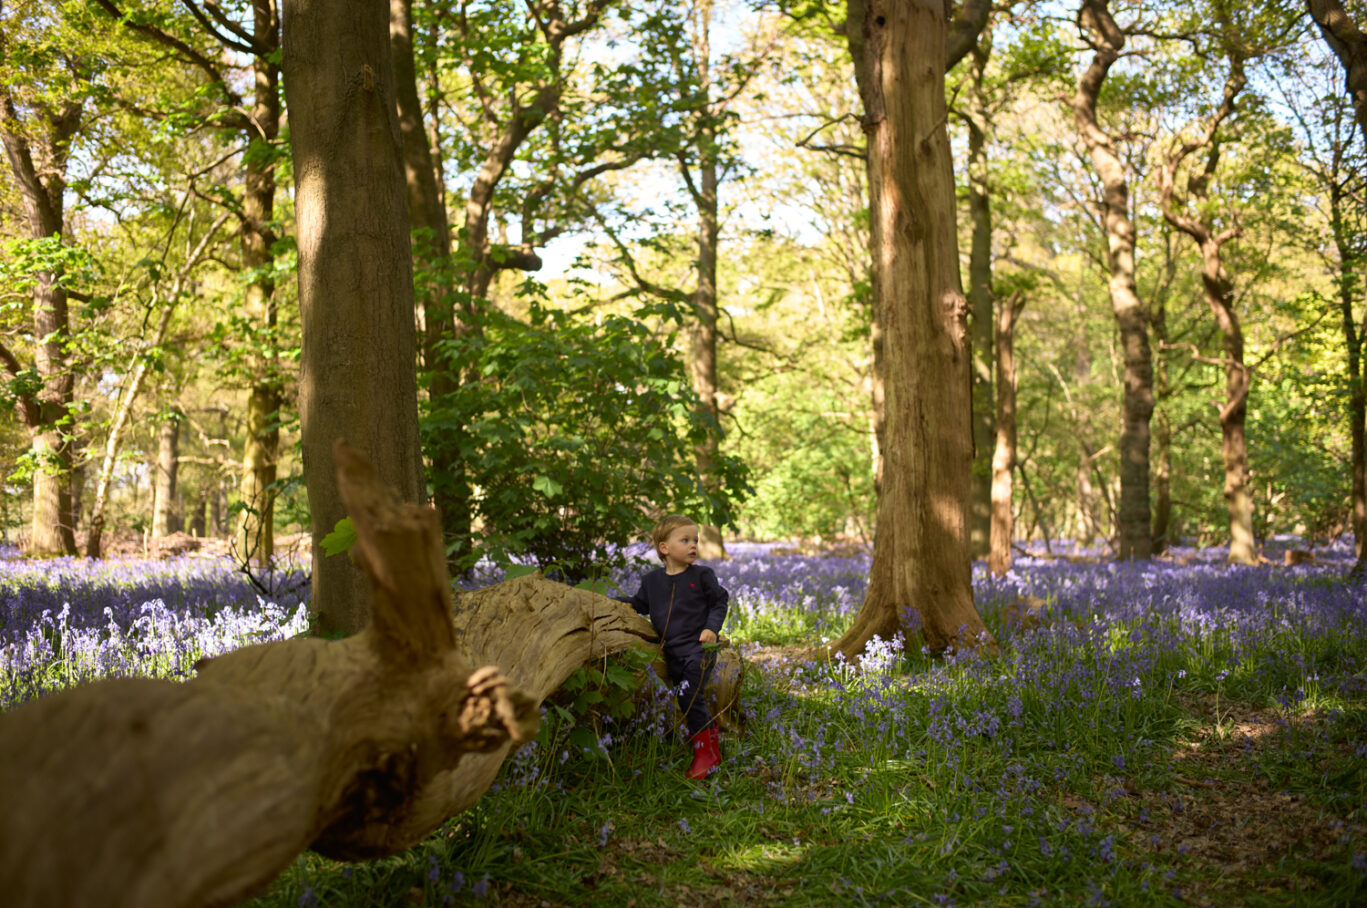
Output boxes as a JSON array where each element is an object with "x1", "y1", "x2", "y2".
[{"x1": 3, "y1": 543, "x2": 1362, "y2": 905}]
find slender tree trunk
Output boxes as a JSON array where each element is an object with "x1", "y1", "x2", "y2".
[
  {"x1": 828, "y1": 0, "x2": 994, "y2": 659},
  {"x1": 152, "y1": 412, "x2": 182, "y2": 540},
  {"x1": 1204, "y1": 242, "x2": 1255, "y2": 563},
  {"x1": 1072, "y1": 0, "x2": 1152, "y2": 560},
  {"x1": 1149, "y1": 282, "x2": 1171, "y2": 554},
  {"x1": 965, "y1": 36, "x2": 994, "y2": 560},
  {"x1": 391, "y1": 0, "x2": 461, "y2": 562},
  {"x1": 989, "y1": 292, "x2": 1023, "y2": 576},
  {"x1": 236, "y1": 6, "x2": 284, "y2": 570},
  {"x1": 284, "y1": 0, "x2": 426, "y2": 634},
  {"x1": 1331, "y1": 181, "x2": 1367, "y2": 566},
  {"x1": 89, "y1": 215, "x2": 225, "y2": 558},
  {"x1": 686, "y1": 0, "x2": 727, "y2": 562},
  {"x1": 1160, "y1": 58, "x2": 1253, "y2": 563}
]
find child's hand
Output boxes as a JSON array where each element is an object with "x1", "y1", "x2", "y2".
[{"x1": 699, "y1": 629, "x2": 718, "y2": 645}]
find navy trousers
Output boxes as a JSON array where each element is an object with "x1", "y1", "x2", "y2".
[{"x1": 664, "y1": 641, "x2": 716, "y2": 737}]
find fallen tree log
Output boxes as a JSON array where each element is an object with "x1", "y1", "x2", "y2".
[{"x1": 0, "y1": 441, "x2": 668, "y2": 907}]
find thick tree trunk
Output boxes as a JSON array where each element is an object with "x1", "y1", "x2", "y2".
[
  {"x1": 1205, "y1": 246, "x2": 1255, "y2": 564},
  {"x1": 828, "y1": 0, "x2": 994, "y2": 659},
  {"x1": 0, "y1": 83, "x2": 81, "y2": 556},
  {"x1": 1072, "y1": 0, "x2": 1152, "y2": 560},
  {"x1": 284, "y1": 0, "x2": 427, "y2": 635},
  {"x1": 29, "y1": 280, "x2": 78, "y2": 557},
  {"x1": 965, "y1": 37, "x2": 994, "y2": 560},
  {"x1": 152, "y1": 412, "x2": 182, "y2": 539},
  {"x1": 989, "y1": 292, "x2": 1023, "y2": 576}
]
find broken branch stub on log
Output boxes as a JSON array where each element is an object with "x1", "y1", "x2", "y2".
[
  {"x1": 0, "y1": 439, "x2": 745, "y2": 906},
  {"x1": 0, "y1": 440, "x2": 539, "y2": 907}
]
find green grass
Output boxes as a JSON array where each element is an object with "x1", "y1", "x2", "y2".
[{"x1": 240, "y1": 579, "x2": 1367, "y2": 908}]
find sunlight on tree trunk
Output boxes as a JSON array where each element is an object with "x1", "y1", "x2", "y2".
[
  {"x1": 1160, "y1": 52, "x2": 1255, "y2": 564},
  {"x1": 1072, "y1": 0, "x2": 1153, "y2": 560},
  {"x1": 152, "y1": 411, "x2": 181, "y2": 540},
  {"x1": 827, "y1": 0, "x2": 994, "y2": 659},
  {"x1": 989, "y1": 292, "x2": 1024, "y2": 577},
  {"x1": 965, "y1": 36, "x2": 995, "y2": 561},
  {"x1": 284, "y1": 0, "x2": 426, "y2": 635}
]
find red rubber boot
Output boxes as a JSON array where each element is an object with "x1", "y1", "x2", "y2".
[{"x1": 686, "y1": 727, "x2": 721, "y2": 780}]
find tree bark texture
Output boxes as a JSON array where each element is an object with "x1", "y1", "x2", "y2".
[
  {"x1": 965, "y1": 36, "x2": 994, "y2": 559},
  {"x1": 0, "y1": 441, "x2": 741, "y2": 906},
  {"x1": 830, "y1": 0, "x2": 994, "y2": 658},
  {"x1": 1309, "y1": 0, "x2": 1367, "y2": 140},
  {"x1": 0, "y1": 88, "x2": 81, "y2": 557},
  {"x1": 989, "y1": 292, "x2": 1024, "y2": 576},
  {"x1": 1072, "y1": 0, "x2": 1153, "y2": 560},
  {"x1": 284, "y1": 0, "x2": 426, "y2": 635}
]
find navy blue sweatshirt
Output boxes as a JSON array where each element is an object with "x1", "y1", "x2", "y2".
[{"x1": 621, "y1": 564, "x2": 729, "y2": 648}]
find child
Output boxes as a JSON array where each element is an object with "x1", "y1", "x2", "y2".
[{"x1": 619, "y1": 515, "x2": 729, "y2": 779}]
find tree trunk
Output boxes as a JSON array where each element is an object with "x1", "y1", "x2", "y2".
[
  {"x1": 1072, "y1": 0, "x2": 1152, "y2": 560},
  {"x1": 1159, "y1": 57, "x2": 1252, "y2": 563},
  {"x1": 1330, "y1": 179, "x2": 1367, "y2": 567},
  {"x1": 152, "y1": 412, "x2": 182, "y2": 540},
  {"x1": 1205, "y1": 241, "x2": 1255, "y2": 564},
  {"x1": 965, "y1": 36, "x2": 994, "y2": 560},
  {"x1": 989, "y1": 292, "x2": 1023, "y2": 576},
  {"x1": 687, "y1": 0, "x2": 727, "y2": 562},
  {"x1": 1150, "y1": 281, "x2": 1171, "y2": 554},
  {"x1": 284, "y1": 0, "x2": 426, "y2": 635},
  {"x1": 1151, "y1": 406, "x2": 1172, "y2": 552},
  {"x1": 391, "y1": 0, "x2": 466, "y2": 568},
  {"x1": 828, "y1": 0, "x2": 994, "y2": 659},
  {"x1": 0, "y1": 85, "x2": 81, "y2": 556},
  {"x1": 236, "y1": 8, "x2": 284, "y2": 570},
  {"x1": 1309, "y1": 0, "x2": 1367, "y2": 139}
]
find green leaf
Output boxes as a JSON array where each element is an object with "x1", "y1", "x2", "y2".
[
  {"x1": 532, "y1": 473, "x2": 564, "y2": 497},
  {"x1": 320, "y1": 517, "x2": 356, "y2": 557},
  {"x1": 575, "y1": 578, "x2": 608, "y2": 596}
]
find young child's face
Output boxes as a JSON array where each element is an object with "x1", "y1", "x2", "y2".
[{"x1": 658, "y1": 524, "x2": 699, "y2": 568}]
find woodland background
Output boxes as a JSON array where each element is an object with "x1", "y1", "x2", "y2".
[{"x1": 3, "y1": 0, "x2": 1365, "y2": 584}]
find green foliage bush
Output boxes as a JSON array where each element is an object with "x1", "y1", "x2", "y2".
[{"x1": 422, "y1": 294, "x2": 749, "y2": 581}]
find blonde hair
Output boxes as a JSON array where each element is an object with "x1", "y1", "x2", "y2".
[{"x1": 650, "y1": 514, "x2": 696, "y2": 562}]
